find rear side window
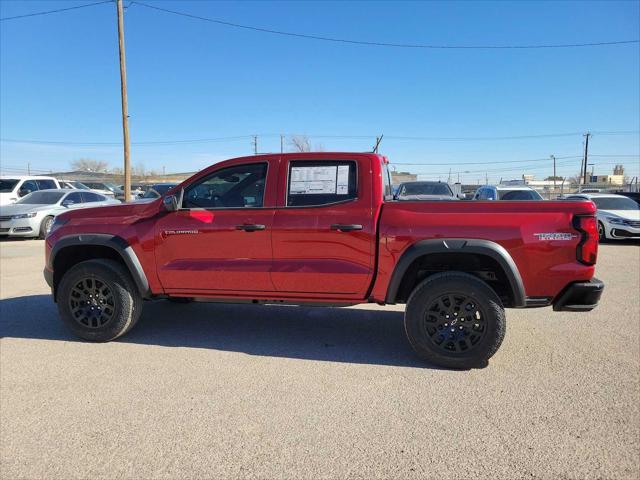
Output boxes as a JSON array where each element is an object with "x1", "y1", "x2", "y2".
[
  {"x1": 287, "y1": 160, "x2": 357, "y2": 207},
  {"x1": 82, "y1": 192, "x2": 104, "y2": 202},
  {"x1": 36, "y1": 179, "x2": 57, "y2": 190}
]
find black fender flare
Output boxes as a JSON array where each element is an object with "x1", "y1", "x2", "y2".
[
  {"x1": 49, "y1": 234, "x2": 151, "y2": 299},
  {"x1": 385, "y1": 238, "x2": 526, "y2": 307}
]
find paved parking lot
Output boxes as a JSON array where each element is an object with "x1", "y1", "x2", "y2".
[{"x1": 1, "y1": 239, "x2": 638, "y2": 479}]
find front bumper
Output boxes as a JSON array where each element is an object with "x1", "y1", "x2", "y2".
[
  {"x1": 552, "y1": 278, "x2": 604, "y2": 312},
  {"x1": 0, "y1": 218, "x2": 40, "y2": 237}
]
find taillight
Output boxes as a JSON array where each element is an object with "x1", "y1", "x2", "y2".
[{"x1": 573, "y1": 215, "x2": 598, "y2": 265}]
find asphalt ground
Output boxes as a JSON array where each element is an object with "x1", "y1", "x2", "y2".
[{"x1": 1, "y1": 238, "x2": 639, "y2": 479}]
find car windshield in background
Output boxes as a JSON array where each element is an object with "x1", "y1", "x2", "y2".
[
  {"x1": 0, "y1": 179, "x2": 19, "y2": 192},
  {"x1": 71, "y1": 182, "x2": 90, "y2": 190},
  {"x1": 16, "y1": 191, "x2": 65, "y2": 205},
  {"x1": 498, "y1": 190, "x2": 543, "y2": 200},
  {"x1": 401, "y1": 183, "x2": 452, "y2": 196},
  {"x1": 143, "y1": 185, "x2": 176, "y2": 198},
  {"x1": 593, "y1": 197, "x2": 639, "y2": 211}
]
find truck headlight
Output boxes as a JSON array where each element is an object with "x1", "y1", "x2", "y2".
[
  {"x1": 11, "y1": 212, "x2": 37, "y2": 219},
  {"x1": 605, "y1": 217, "x2": 625, "y2": 225}
]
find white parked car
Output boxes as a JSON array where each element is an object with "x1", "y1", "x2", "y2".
[
  {"x1": 0, "y1": 175, "x2": 61, "y2": 206},
  {"x1": 0, "y1": 189, "x2": 119, "y2": 239},
  {"x1": 566, "y1": 193, "x2": 640, "y2": 241}
]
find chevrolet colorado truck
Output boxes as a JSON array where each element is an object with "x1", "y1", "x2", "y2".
[{"x1": 44, "y1": 153, "x2": 604, "y2": 368}]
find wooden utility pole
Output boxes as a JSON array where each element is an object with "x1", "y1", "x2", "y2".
[
  {"x1": 116, "y1": 0, "x2": 131, "y2": 202},
  {"x1": 582, "y1": 132, "x2": 591, "y2": 185},
  {"x1": 252, "y1": 135, "x2": 258, "y2": 155},
  {"x1": 280, "y1": 134, "x2": 284, "y2": 154},
  {"x1": 551, "y1": 155, "x2": 556, "y2": 191}
]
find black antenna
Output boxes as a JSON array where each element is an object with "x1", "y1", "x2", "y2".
[{"x1": 372, "y1": 134, "x2": 384, "y2": 153}]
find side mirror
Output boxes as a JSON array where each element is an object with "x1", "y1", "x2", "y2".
[
  {"x1": 163, "y1": 194, "x2": 178, "y2": 212},
  {"x1": 18, "y1": 188, "x2": 32, "y2": 197}
]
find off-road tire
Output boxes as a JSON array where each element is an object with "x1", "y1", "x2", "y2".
[
  {"x1": 39, "y1": 216, "x2": 54, "y2": 239},
  {"x1": 405, "y1": 272, "x2": 506, "y2": 369},
  {"x1": 57, "y1": 259, "x2": 143, "y2": 342}
]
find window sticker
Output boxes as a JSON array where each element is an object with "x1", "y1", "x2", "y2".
[
  {"x1": 336, "y1": 165, "x2": 349, "y2": 195},
  {"x1": 290, "y1": 166, "x2": 338, "y2": 195}
]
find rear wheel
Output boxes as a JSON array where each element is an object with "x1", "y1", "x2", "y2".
[
  {"x1": 39, "y1": 216, "x2": 54, "y2": 239},
  {"x1": 404, "y1": 272, "x2": 506, "y2": 369},
  {"x1": 57, "y1": 259, "x2": 143, "y2": 342}
]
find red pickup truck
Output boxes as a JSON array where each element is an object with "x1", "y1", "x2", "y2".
[{"x1": 44, "y1": 153, "x2": 603, "y2": 368}]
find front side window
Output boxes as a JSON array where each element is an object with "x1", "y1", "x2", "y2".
[
  {"x1": 287, "y1": 160, "x2": 357, "y2": 207},
  {"x1": 20, "y1": 180, "x2": 38, "y2": 193},
  {"x1": 63, "y1": 192, "x2": 84, "y2": 204},
  {"x1": 183, "y1": 163, "x2": 267, "y2": 209}
]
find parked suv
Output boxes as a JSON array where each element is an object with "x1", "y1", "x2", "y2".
[
  {"x1": 395, "y1": 181, "x2": 459, "y2": 201},
  {"x1": 473, "y1": 185, "x2": 543, "y2": 201},
  {"x1": 0, "y1": 176, "x2": 61, "y2": 206}
]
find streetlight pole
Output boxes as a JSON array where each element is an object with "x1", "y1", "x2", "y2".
[{"x1": 116, "y1": 0, "x2": 131, "y2": 202}]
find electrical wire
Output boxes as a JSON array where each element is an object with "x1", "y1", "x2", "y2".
[
  {"x1": 0, "y1": 1, "x2": 112, "y2": 22},
  {"x1": 132, "y1": 1, "x2": 639, "y2": 50}
]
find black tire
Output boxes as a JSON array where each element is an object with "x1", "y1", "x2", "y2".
[
  {"x1": 404, "y1": 272, "x2": 506, "y2": 369},
  {"x1": 57, "y1": 259, "x2": 143, "y2": 342},
  {"x1": 598, "y1": 221, "x2": 606, "y2": 242},
  {"x1": 39, "y1": 216, "x2": 54, "y2": 239}
]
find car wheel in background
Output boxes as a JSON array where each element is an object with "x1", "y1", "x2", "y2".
[
  {"x1": 404, "y1": 272, "x2": 506, "y2": 369},
  {"x1": 57, "y1": 259, "x2": 143, "y2": 342},
  {"x1": 598, "y1": 221, "x2": 606, "y2": 242},
  {"x1": 39, "y1": 216, "x2": 54, "y2": 239}
]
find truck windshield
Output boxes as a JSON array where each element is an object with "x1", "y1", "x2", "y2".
[
  {"x1": 498, "y1": 189, "x2": 543, "y2": 200},
  {"x1": 0, "y1": 179, "x2": 19, "y2": 192},
  {"x1": 593, "y1": 197, "x2": 639, "y2": 211},
  {"x1": 401, "y1": 183, "x2": 452, "y2": 196}
]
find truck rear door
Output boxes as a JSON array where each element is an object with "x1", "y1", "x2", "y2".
[{"x1": 270, "y1": 156, "x2": 376, "y2": 296}]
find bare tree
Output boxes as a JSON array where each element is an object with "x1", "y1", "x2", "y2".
[
  {"x1": 71, "y1": 158, "x2": 109, "y2": 172},
  {"x1": 289, "y1": 135, "x2": 311, "y2": 152},
  {"x1": 288, "y1": 134, "x2": 324, "y2": 152}
]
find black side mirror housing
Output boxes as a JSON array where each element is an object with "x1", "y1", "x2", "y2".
[{"x1": 163, "y1": 194, "x2": 178, "y2": 212}]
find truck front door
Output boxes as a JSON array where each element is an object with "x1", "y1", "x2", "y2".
[{"x1": 154, "y1": 159, "x2": 278, "y2": 295}]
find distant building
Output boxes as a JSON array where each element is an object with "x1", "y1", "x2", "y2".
[
  {"x1": 590, "y1": 174, "x2": 625, "y2": 186},
  {"x1": 391, "y1": 171, "x2": 417, "y2": 185}
]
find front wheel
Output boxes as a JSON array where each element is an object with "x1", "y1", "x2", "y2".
[
  {"x1": 57, "y1": 259, "x2": 143, "y2": 342},
  {"x1": 39, "y1": 216, "x2": 54, "y2": 239},
  {"x1": 404, "y1": 272, "x2": 506, "y2": 369},
  {"x1": 598, "y1": 221, "x2": 606, "y2": 242}
]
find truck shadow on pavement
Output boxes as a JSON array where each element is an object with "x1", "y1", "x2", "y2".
[{"x1": 0, "y1": 295, "x2": 437, "y2": 369}]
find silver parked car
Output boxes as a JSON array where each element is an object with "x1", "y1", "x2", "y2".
[{"x1": 0, "y1": 189, "x2": 119, "y2": 239}]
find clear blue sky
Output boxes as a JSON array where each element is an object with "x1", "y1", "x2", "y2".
[{"x1": 1, "y1": 0, "x2": 639, "y2": 183}]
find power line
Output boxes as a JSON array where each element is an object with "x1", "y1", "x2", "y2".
[
  {"x1": 0, "y1": 1, "x2": 112, "y2": 22},
  {"x1": 2, "y1": 130, "x2": 637, "y2": 146},
  {"x1": 393, "y1": 155, "x2": 581, "y2": 166},
  {"x1": 132, "y1": 1, "x2": 639, "y2": 50}
]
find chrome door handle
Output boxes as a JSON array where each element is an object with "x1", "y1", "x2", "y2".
[{"x1": 330, "y1": 224, "x2": 363, "y2": 232}]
